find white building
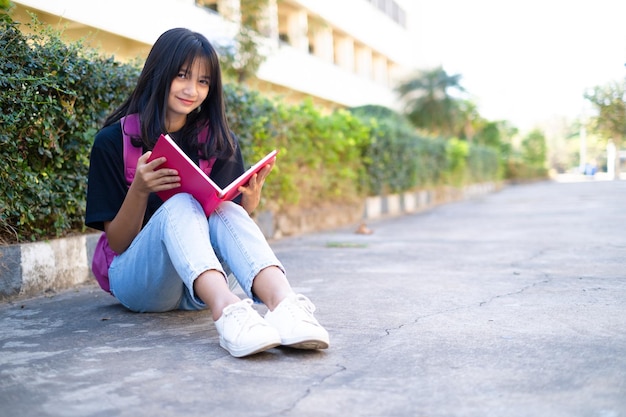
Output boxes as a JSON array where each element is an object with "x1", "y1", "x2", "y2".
[{"x1": 12, "y1": 0, "x2": 418, "y2": 111}]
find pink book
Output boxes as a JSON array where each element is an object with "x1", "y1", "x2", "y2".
[{"x1": 147, "y1": 134, "x2": 277, "y2": 216}]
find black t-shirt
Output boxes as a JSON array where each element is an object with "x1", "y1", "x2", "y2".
[{"x1": 85, "y1": 121, "x2": 245, "y2": 232}]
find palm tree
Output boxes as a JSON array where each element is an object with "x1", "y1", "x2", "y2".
[{"x1": 395, "y1": 66, "x2": 465, "y2": 136}]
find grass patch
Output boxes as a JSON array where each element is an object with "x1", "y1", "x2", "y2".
[{"x1": 325, "y1": 242, "x2": 368, "y2": 248}]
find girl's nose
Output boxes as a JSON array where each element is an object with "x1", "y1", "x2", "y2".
[{"x1": 183, "y1": 81, "x2": 197, "y2": 96}]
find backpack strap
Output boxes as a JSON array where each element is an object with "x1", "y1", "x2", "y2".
[
  {"x1": 120, "y1": 114, "x2": 215, "y2": 186},
  {"x1": 120, "y1": 115, "x2": 142, "y2": 186}
]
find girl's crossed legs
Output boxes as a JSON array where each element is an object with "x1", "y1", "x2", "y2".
[{"x1": 109, "y1": 193, "x2": 329, "y2": 357}]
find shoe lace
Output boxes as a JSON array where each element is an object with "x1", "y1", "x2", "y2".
[
  {"x1": 286, "y1": 294, "x2": 317, "y2": 323},
  {"x1": 224, "y1": 300, "x2": 264, "y2": 333}
]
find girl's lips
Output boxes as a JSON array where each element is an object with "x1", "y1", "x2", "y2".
[{"x1": 178, "y1": 97, "x2": 195, "y2": 106}]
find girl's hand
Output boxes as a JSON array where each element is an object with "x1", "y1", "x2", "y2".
[
  {"x1": 239, "y1": 157, "x2": 275, "y2": 214},
  {"x1": 130, "y1": 151, "x2": 181, "y2": 197},
  {"x1": 106, "y1": 151, "x2": 180, "y2": 254}
]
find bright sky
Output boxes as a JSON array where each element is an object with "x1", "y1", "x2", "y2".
[{"x1": 408, "y1": 0, "x2": 626, "y2": 131}]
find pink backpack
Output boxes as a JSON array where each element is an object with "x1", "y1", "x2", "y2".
[{"x1": 91, "y1": 114, "x2": 213, "y2": 293}]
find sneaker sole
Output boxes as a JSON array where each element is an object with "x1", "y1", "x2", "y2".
[
  {"x1": 220, "y1": 338, "x2": 281, "y2": 358},
  {"x1": 282, "y1": 338, "x2": 329, "y2": 350}
]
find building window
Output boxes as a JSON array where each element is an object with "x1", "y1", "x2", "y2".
[{"x1": 364, "y1": 0, "x2": 406, "y2": 28}]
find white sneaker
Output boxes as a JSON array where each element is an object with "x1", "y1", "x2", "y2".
[
  {"x1": 214, "y1": 299, "x2": 281, "y2": 358},
  {"x1": 264, "y1": 294, "x2": 330, "y2": 350}
]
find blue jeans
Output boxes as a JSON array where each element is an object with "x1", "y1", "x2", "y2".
[{"x1": 108, "y1": 193, "x2": 284, "y2": 313}]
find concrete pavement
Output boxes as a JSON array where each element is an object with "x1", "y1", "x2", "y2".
[{"x1": 1, "y1": 178, "x2": 625, "y2": 417}]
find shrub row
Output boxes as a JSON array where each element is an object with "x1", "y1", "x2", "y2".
[
  {"x1": 0, "y1": 15, "x2": 140, "y2": 243},
  {"x1": 0, "y1": 14, "x2": 500, "y2": 244},
  {"x1": 226, "y1": 92, "x2": 500, "y2": 207}
]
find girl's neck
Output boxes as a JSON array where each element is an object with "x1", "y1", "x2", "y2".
[{"x1": 165, "y1": 115, "x2": 186, "y2": 133}]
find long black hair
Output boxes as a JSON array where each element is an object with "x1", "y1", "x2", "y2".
[{"x1": 104, "y1": 27, "x2": 235, "y2": 160}]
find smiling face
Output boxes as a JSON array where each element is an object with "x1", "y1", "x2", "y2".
[{"x1": 165, "y1": 57, "x2": 211, "y2": 132}]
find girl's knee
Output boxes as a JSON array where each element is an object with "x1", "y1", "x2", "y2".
[
  {"x1": 165, "y1": 192, "x2": 196, "y2": 208},
  {"x1": 162, "y1": 193, "x2": 206, "y2": 217}
]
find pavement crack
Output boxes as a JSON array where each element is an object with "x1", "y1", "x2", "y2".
[
  {"x1": 274, "y1": 363, "x2": 347, "y2": 416},
  {"x1": 478, "y1": 278, "x2": 549, "y2": 307},
  {"x1": 373, "y1": 279, "x2": 551, "y2": 339}
]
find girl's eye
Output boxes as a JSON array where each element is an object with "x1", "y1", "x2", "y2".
[{"x1": 177, "y1": 71, "x2": 188, "y2": 79}]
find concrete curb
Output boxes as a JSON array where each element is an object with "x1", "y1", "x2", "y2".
[
  {"x1": 0, "y1": 233, "x2": 100, "y2": 300},
  {"x1": 0, "y1": 182, "x2": 500, "y2": 300}
]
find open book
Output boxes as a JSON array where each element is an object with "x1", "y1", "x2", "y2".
[{"x1": 147, "y1": 134, "x2": 277, "y2": 216}]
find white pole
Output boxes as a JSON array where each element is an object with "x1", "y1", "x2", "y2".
[
  {"x1": 580, "y1": 89, "x2": 589, "y2": 174},
  {"x1": 607, "y1": 141, "x2": 616, "y2": 180},
  {"x1": 580, "y1": 125, "x2": 587, "y2": 174}
]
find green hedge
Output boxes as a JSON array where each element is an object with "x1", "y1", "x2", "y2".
[
  {"x1": 0, "y1": 15, "x2": 140, "y2": 243},
  {"x1": 349, "y1": 105, "x2": 499, "y2": 192},
  {"x1": 0, "y1": 14, "x2": 501, "y2": 244},
  {"x1": 224, "y1": 87, "x2": 370, "y2": 209}
]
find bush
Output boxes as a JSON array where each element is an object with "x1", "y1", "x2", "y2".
[
  {"x1": 350, "y1": 105, "x2": 499, "y2": 192},
  {"x1": 467, "y1": 145, "x2": 500, "y2": 183},
  {"x1": 0, "y1": 14, "x2": 140, "y2": 242},
  {"x1": 225, "y1": 88, "x2": 370, "y2": 209}
]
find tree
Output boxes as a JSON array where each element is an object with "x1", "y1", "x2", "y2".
[
  {"x1": 521, "y1": 129, "x2": 548, "y2": 172},
  {"x1": 210, "y1": 0, "x2": 268, "y2": 84},
  {"x1": 394, "y1": 66, "x2": 466, "y2": 136},
  {"x1": 473, "y1": 120, "x2": 502, "y2": 149},
  {"x1": 474, "y1": 119, "x2": 509, "y2": 164},
  {"x1": 584, "y1": 80, "x2": 626, "y2": 179}
]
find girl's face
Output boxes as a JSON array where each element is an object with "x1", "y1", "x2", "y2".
[{"x1": 166, "y1": 57, "x2": 211, "y2": 129}]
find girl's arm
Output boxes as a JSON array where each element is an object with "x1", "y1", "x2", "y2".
[{"x1": 105, "y1": 152, "x2": 181, "y2": 254}]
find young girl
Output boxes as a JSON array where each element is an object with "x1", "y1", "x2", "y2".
[{"x1": 85, "y1": 27, "x2": 329, "y2": 358}]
